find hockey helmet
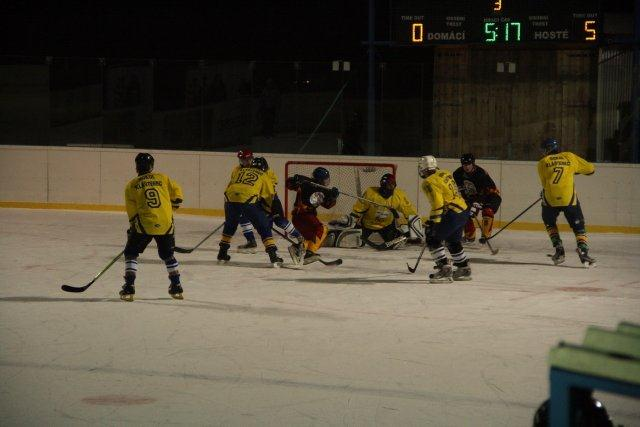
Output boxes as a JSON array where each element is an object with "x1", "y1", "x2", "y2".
[
  {"x1": 379, "y1": 173, "x2": 397, "y2": 198},
  {"x1": 418, "y1": 155, "x2": 437, "y2": 178},
  {"x1": 541, "y1": 138, "x2": 559, "y2": 155},
  {"x1": 533, "y1": 397, "x2": 613, "y2": 427},
  {"x1": 312, "y1": 167, "x2": 330, "y2": 184},
  {"x1": 251, "y1": 156, "x2": 269, "y2": 171},
  {"x1": 237, "y1": 149, "x2": 253, "y2": 166},
  {"x1": 461, "y1": 153, "x2": 475, "y2": 165},
  {"x1": 135, "y1": 152, "x2": 154, "y2": 174}
]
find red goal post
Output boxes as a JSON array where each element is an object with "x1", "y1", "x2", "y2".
[{"x1": 284, "y1": 161, "x2": 397, "y2": 221}]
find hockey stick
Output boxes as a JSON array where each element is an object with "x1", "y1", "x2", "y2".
[
  {"x1": 473, "y1": 216, "x2": 499, "y2": 255},
  {"x1": 479, "y1": 197, "x2": 542, "y2": 243},
  {"x1": 307, "y1": 181, "x2": 388, "y2": 208},
  {"x1": 407, "y1": 243, "x2": 428, "y2": 273},
  {"x1": 271, "y1": 227, "x2": 342, "y2": 266},
  {"x1": 61, "y1": 250, "x2": 124, "y2": 293},
  {"x1": 174, "y1": 222, "x2": 225, "y2": 253}
]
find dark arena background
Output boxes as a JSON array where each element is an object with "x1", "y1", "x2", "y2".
[{"x1": 1, "y1": 1, "x2": 639, "y2": 425}]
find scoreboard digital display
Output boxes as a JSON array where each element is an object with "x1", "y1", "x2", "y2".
[{"x1": 392, "y1": 0, "x2": 599, "y2": 45}]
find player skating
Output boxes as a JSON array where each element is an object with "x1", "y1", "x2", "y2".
[
  {"x1": 418, "y1": 155, "x2": 473, "y2": 283},
  {"x1": 331, "y1": 173, "x2": 423, "y2": 249},
  {"x1": 453, "y1": 153, "x2": 502, "y2": 245},
  {"x1": 286, "y1": 167, "x2": 340, "y2": 265},
  {"x1": 233, "y1": 149, "x2": 261, "y2": 253},
  {"x1": 120, "y1": 153, "x2": 184, "y2": 301},
  {"x1": 538, "y1": 138, "x2": 596, "y2": 267},
  {"x1": 217, "y1": 153, "x2": 284, "y2": 267}
]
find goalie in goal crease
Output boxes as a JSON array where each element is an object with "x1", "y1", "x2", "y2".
[{"x1": 326, "y1": 173, "x2": 424, "y2": 249}]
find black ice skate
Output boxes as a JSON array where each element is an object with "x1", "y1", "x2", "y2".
[
  {"x1": 168, "y1": 282, "x2": 184, "y2": 300},
  {"x1": 550, "y1": 245, "x2": 565, "y2": 265},
  {"x1": 237, "y1": 240, "x2": 258, "y2": 254},
  {"x1": 119, "y1": 283, "x2": 135, "y2": 302},
  {"x1": 576, "y1": 247, "x2": 596, "y2": 268},
  {"x1": 429, "y1": 263, "x2": 453, "y2": 283},
  {"x1": 217, "y1": 243, "x2": 231, "y2": 263},
  {"x1": 267, "y1": 248, "x2": 283, "y2": 268},
  {"x1": 452, "y1": 266, "x2": 472, "y2": 281},
  {"x1": 303, "y1": 250, "x2": 321, "y2": 265},
  {"x1": 288, "y1": 243, "x2": 304, "y2": 265}
]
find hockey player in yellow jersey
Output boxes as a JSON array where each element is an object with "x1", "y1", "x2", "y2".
[
  {"x1": 538, "y1": 138, "x2": 596, "y2": 267},
  {"x1": 336, "y1": 173, "x2": 423, "y2": 250},
  {"x1": 121, "y1": 153, "x2": 184, "y2": 301},
  {"x1": 418, "y1": 155, "x2": 474, "y2": 283},
  {"x1": 217, "y1": 154, "x2": 284, "y2": 266}
]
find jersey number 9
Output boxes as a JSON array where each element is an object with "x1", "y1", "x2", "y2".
[{"x1": 144, "y1": 188, "x2": 161, "y2": 208}]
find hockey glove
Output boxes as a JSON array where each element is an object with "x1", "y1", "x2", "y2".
[
  {"x1": 469, "y1": 202, "x2": 482, "y2": 217},
  {"x1": 330, "y1": 187, "x2": 339, "y2": 199},
  {"x1": 309, "y1": 191, "x2": 325, "y2": 207}
]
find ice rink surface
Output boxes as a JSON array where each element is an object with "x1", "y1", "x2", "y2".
[{"x1": 1, "y1": 208, "x2": 639, "y2": 426}]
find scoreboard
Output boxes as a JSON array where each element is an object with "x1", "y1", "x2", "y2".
[{"x1": 392, "y1": 0, "x2": 600, "y2": 45}]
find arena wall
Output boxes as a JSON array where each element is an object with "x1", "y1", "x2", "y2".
[{"x1": 0, "y1": 145, "x2": 638, "y2": 232}]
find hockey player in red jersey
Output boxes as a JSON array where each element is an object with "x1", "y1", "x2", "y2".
[
  {"x1": 453, "y1": 153, "x2": 501, "y2": 243},
  {"x1": 285, "y1": 167, "x2": 339, "y2": 264}
]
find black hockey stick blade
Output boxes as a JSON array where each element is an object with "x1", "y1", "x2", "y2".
[
  {"x1": 173, "y1": 246, "x2": 194, "y2": 254},
  {"x1": 318, "y1": 258, "x2": 342, "y2": 266},
  {"x1": 61, "y1": 250, "x2": 124, "y2": 293},
  {"x1": 407, "y1": 244, "x2": 428, "y2": 273},
  {"x1": 61, "y1": 280, "x2": 96, "y2": 293}
]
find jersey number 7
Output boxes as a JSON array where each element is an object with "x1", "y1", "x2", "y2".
[{"x1": 552, "y1": 167, "x2": 564, "y2": 184}]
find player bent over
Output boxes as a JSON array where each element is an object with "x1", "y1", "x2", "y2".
[
  {"x1": 250, "y1": 157, "x2": 305, "y2": 263},
  {"x1": 453, "y1": 153, "x2": 501, "y2": 243},
  {"x1": 217, "y1": 158, "x2": 284, "y2": 267},
  {"x1": 121, "y1": 153, "x2": 184, "y2": 301},
  {"x1": 286, "y1": 167, "x2": 339, "y2": 264},
  {"x1": 538, "y1": 138, "x2": 596, "y2": 267},
  {"x1": 418, "y1": 155, "x2": 473, "y2": 283},
  {"x1": 332, "y1": 173, "x2": 423, "y2": 250}
]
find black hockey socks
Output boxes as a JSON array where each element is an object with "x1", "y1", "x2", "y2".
[
  {"x1": 164, "y1": 257, "x2": 179, "y2": 278},
  {"x1": 240, "y1": 221, "x2": 256, "y2": 243}
]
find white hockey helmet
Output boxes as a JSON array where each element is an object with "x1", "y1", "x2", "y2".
[{"x1": 418, "y1": 155, "x2": 437, "y2": 178}]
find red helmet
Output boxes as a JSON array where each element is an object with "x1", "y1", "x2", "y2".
[{"x1": 237, "y1": 149, "x2": 253, "y2": 160}]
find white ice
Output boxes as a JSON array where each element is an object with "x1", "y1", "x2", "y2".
[{"x1": 1, "y1": 208, "x2": 639, "y2": 426}]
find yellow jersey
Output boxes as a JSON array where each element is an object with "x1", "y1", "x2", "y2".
[
  {"x1": 225, "y1": 166, "x2": 275, "y2": 205},
  {"x1": 352, "y1": 187, "x2": 417, "y2": 230},
  {"x1": 421, "y1": 169, "x2": 467, "y2": 224},
  {"x1": 537, "y1": 152, "x2": 594, "y2": 207},
  {"x1": 125, "y1": 172, "x2": 183, "y2": 235}
]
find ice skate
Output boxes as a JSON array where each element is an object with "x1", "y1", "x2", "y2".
[
  {"x1": 237, "y1": 240, "x2": 258, "y2": 254},
  {"x1": 429, "y1": 263, "x2": 453, "y2": 283},
  {"x1": 119, "y1": 283, "x2": 135, "y2": 302},
  {"x1": 452, "y1": 266, "x2": 472, "y2": 281},
  {"x1": 550, "y1": 245, "x2": 565, "y2": 265},
  {"x1": 217, "y1": 244, "x2": 231, "y2": 263},
  {"x1": 267, "y1": 248, "x2": 283, "y2": 268},
  {"x1": 303, "y1": 250, "x2": 321, "y2": 265},
  {"x1": 168, "y1": 282, "x2": 183, "y2": 300},
  {"x1": 576, "y1": 246, "x2": 596, "y2": 268}
]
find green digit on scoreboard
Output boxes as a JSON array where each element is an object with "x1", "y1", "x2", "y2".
[
  {"x1": 484, "y1": 22, "x2": 497, "y2": 42},
  {"x1": 504, "y1": 22, "x2": 521, "y2": 41}
]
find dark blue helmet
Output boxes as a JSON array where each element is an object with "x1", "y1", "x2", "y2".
[
  {"x1": 460, "y1": 153, "x2": 475, "y2": 165},
  {"x1": 251, "y1": 156, "x2": 268, "y2": 171},
  {"x1": 541, "y1": 138, "x2": 559, "y2": 155},
  {"x1": 135, "y1": 152, "x2": 154, "y2": 174},
  {"x1": 312, "y1": 167, "x2": 330, "y2": 183}
]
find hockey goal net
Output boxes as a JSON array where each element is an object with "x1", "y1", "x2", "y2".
[{"x1": 284, "y1": 161, "x2": 397, "y2": 221}]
